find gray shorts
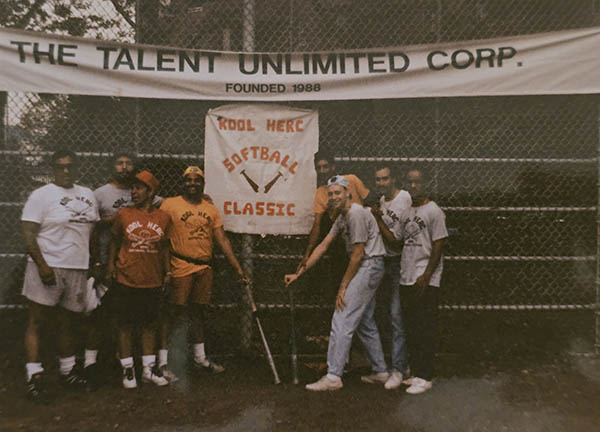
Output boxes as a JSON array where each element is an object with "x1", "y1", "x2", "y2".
[{"x1": 22, "y1": 261, "x2": 88, "y2": 313}]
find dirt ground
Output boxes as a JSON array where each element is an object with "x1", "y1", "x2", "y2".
[{"x1": 1, "y1": 310, "x2": 599, "y2": 432}]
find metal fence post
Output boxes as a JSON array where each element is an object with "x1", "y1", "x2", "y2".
[
  {"x1": 239, "y1": 0, "x2": 257, "y2": 351},
  {"x1": 596, "y1": 102, "x2": 600, "y2": 355},
  {"x1": 432, "y1": 0, "x2": 442, "y2": 196}
]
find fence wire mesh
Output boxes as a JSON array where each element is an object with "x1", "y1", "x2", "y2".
[{"x1": 1, "y1": 0, "x2": 599, "y2": 357}]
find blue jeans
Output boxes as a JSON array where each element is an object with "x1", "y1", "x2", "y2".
[
  {"x1": 327, "y1": 257, "x2": 387, "y2": 377},
  {"x1": 386, "y1": 257, "x2": 408, "y2": 373}
]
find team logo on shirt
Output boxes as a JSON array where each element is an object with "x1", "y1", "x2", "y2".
[
  {"x1": 60, "y1": 196, "x2": 96, "y2": 223},
  {"x1": 181, "y1": 211, "x2": 212, "y2": 241},
  {"x1": 403, "y1": 215, "x2": 426, "y2": 246},
  {"x1": 113, "y1": 197, "x2": 130, "y2": 209},
  {"x1": 126, "y1": 221, "x2": 164, "y2": 253},
  {"x1": 382, "y1": 208, "x2": 399, "y2": 228}
]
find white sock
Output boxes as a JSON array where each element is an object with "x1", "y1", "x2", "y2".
[
  {"x1": 142, "y1": 354, "x2": 156, "y2": 369},
  {"x1": 59, "y1": 356, "x2": 76, "y2": 376},
  {"x1": 25, "y1": 362, "x2": 44, "y2": 381},
  {"x1": 84, "y1": 349, "x2": 98, "y2": 368},
  {"x1": 326, "y1": 373, "x2": 341, "y2": 382},
  {"x1": 193, "y1": 343, "x2": 206, "y2": 364},
  {"x1": 158, "y1": 349, "x2": 168, "y2": 368},
  {"x1": 120, "y1": 357, "x2": 134, "y2": 369}
]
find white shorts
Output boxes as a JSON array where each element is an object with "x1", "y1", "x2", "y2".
[{"x1": 22, "y1": 261, "x2": 88, "y2": 313}]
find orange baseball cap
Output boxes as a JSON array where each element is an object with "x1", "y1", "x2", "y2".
[{"x1": 134, "y1": 170, "x2": 159, "y2": 192}]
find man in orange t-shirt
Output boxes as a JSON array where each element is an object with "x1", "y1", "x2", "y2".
[
  {"x1": 108, "y1": 170, "x2": 171, "y2": 389},
  {"x1": 298, "y1": 150, "x2": 371, "y2": 278},
  {"x1": 159, "y1": 166, "x2": 249, "y2": 378}
]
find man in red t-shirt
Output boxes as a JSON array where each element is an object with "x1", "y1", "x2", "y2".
[{"x1": 108, "y1": 170, "x2": 171, "y2": 389}]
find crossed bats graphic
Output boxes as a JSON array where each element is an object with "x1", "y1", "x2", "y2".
[
  {"x1": 184, "y1": 220, "x2": 208, "y2": 237},
  {"x1": 240, "y1": 169, "x2": 284, "y2": 194},
  {"x1": 129, "y1": 230, "x2": 162, "y2": 248}
]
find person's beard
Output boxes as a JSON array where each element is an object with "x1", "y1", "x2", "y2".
[
  {"x1": 116, "y1": 170, "x2": 135, "y2": 185},
  {"x1": 185, "y1": 184, "x2": 204, "y2": 200}
]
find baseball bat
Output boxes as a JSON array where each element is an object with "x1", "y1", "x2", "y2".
[
  {"x1": 263, "y1": 171, "x2": 283, "y2": 193},
  {"x1": 288, "y1": 284, "x2": 299, "y2": 384},
  {"x1": 240, "y1": 169, "x2": 260, "y2": 193},
  {"x1": 243, "y1": 283, "x2": 281, "y2": 384}
]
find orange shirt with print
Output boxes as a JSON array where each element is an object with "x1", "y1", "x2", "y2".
[
  {"x1": 160, "y1": 196, "x2": 223, "y2": 278},
  {"x1": 112, "y1": 206, "x2": 171, "y2": 288},
  {"x1": 313, "y1": 174, "x2": 369, "y2": 218}
]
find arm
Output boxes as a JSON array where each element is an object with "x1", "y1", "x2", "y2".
[
  {"x1": 371, "y1": 206, "x2": 403, "y2": 252},
  {"x1": 89, "y1": 223, "x2": 103, "y2": 281},
  {"x1": 214, "y1": 226, "x2": 249, "y2": 283},
  {"x1": 106, "y1": 228, "x2": 121, "y2": 281},
  {"x1": 285, "y1": 232, "x2": 336, "y2": 286},
  {"x1": 21, "y1": 221, "x2": 55, "y2": 285},
  {"x1": 336, "y1": 242, "x2": 365, "y2": 310},
  {"x1": 159, "y1": 239, "x2": 171, "y2": 288},
  {"x1": 415, "y1": 238, "x2": 446, "y2": 293},
  {"x1": 297, "y1": 213, "x2": 323, "y2": 272}
]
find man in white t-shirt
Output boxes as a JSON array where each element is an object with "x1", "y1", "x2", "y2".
[
  {"x1": 397, "y1": 168, "x2": 448, "y2": 395},
  {"x1": 21, "y1": 150, "x2": 99, "y2": 400},
  {"x1": 285, "y1": 176, "x2": 388, "y2": 391},
  {"x1": 370, "y1": 165, "x2": 412, "y2": 390}
]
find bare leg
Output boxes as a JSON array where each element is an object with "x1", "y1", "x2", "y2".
[
  {"x1": 56, "y1": 307, "x2": 77, "y2": 358},
  {"x1": 189, "y1": 304, "x2": 205, "y2": 345},
  {"x1": 141, "y1": 323, "x2": 156, "y2": 356},
  {"x1": 25, "y1": 301, "x2": 50, "y2": 363},
  {"x1": 118, "y1": 326, "x2": 133, "y2": 359}
]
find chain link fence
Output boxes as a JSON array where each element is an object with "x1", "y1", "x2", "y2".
[{"x1": 1, "y1": 0, "x2": 599, "y2": 360}]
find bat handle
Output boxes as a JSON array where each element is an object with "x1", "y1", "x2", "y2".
[
  {"x1": 243, "y1": 282, "x2": 258, "y2": 313},
  {"x1": 291, "y1": 355, "x2": 299, "y2": 385}
]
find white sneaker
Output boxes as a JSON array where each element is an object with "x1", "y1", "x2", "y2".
[
  {"x1": 160, "y1": 366, "x2": 179, "y2": 383},
  {"x1": 405, "y1": 377, "x2": 432, "y2": 395},
  {"x1": 384, "y1": 371, "x2": 404, "y2": 390},
  {"x1": 142, "y1": 366, "x2": 169, "y2": 386},
  {"x1": 402, "y1": 376, "x2": 414, "y2": 386},
  {"x1": 305, "y1": 375, "x2": 343, "y2": 391},
  {"x1": 360, "y1": 371, "x2": 390, "y2": 385},
  {"x1": 122, "y1": 367, "x2": 137, "y2": 389}
]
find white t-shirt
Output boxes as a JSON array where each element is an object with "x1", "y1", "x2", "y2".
[
  {"x1": 21, "y1": 183, "x2": 100, "y2": 269},
  {"x1": 399, "y1": 201, "x2": 448, "y2": 287},
  {"x1": 329, "y1": 203, "x2": 386, "y2": 259},
  {"x1": 379, "y1": 189, "x2": 412, "y2": 257}
]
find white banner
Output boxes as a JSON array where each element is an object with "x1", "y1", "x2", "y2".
[
  {"x1": 2, "y1": 26, "x2": 600, "y2": 100},
  {"x1": 205, "y1": 104, "x2": 318, "y2": 235}
]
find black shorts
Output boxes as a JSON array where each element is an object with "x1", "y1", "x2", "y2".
[{"x1": 113, "y1": 282, "x2": 162, "y2": 327}]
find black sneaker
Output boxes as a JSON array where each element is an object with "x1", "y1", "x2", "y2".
[
  {"x1": 192, "y1": 359, "x2": 225, "y2": 374},
  {"x1": 26, "y1": 373, "x2": 47, "y2": 402},
  {"x1": 85, "y1": 363, "x2": 101, "y2": 392},
  {"x1": 59, "y1": 368, "x2": 87, "y2": 390}
]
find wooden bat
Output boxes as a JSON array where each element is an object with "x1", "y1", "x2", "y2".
[
  {"x1": 243, "y1": 283, "x2": 281, "y2": 384},
  {"x1": 288, "y1": 284, "x2": 299, "y2": 384},
  {"x1": 263, "y1": 171, "x2": 283, "y2": 193},
  {"x1": 240, "y1": 169, "x2": 259, "y2": 193}
]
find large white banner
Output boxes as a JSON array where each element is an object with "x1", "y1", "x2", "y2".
[
  {"x1": 2, "y1": 26, "x2": 600, "y2": 100},
  {"x1": 205, "y1": 104, "x2": 318, "y2": 235}
]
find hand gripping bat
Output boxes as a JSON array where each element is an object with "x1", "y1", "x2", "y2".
[
  {"x1": 240, "y1": 169, "x2": 259, "y2": 193},
  {"x1": 243, "y1": 282, "x2": 281, "y2": 384}
]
